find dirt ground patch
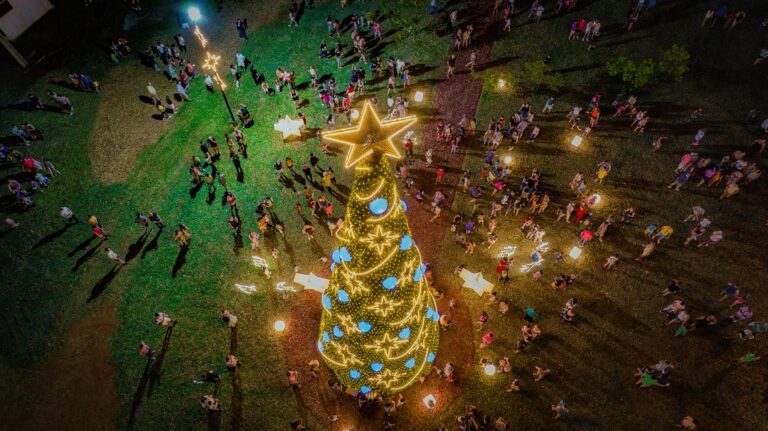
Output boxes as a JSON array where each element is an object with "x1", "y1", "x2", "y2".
[{"x1": 0, "y1": 300, "x2": 120, "y2": 431}]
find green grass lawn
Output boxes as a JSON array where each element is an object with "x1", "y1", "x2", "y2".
[{"x1": 1, "y1": 0, "x2": 767, "y2": 430}]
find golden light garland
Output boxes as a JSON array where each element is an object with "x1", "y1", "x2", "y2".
[{"x1": 317, "y1": 106, "x2": 438, "y2": 395}]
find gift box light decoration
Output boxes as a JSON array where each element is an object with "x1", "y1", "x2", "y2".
[
  {"x1": 570, "y1": 135, "x2": 583, "y2": 147},
  {"x1": 316, "y1": 102, "x2": 438, "y2": 395},
  {"x1": 569, "y1": 246, "x2": 583, "y2": 259}
]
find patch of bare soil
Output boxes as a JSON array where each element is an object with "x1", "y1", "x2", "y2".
[{"x1": 0, "y1": 301, "x2": 120, "y2": 431}]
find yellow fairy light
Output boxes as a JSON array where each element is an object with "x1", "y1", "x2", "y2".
[
  {"x1": 361, "y1": 225, "x2": 400, "y2": 255},
  {"x1": 317, "y1": 118, "x2": 438, "y2": 395},
  {"x1": 193, "y1": 25, "x2": 208, "y2": 48},
  {"x1": 202, "y1": 52, "x2": 220, "y2": 71}
]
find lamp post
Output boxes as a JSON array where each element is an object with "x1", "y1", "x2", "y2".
[{"x1": 188, "y1": 7, "x2": 237, "y2": 124}]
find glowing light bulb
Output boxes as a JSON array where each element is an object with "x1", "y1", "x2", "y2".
[
  {"x1": 503, "y1": 155, "x2": 513, "y2": 165},
  {"x1": 414, "y1": 91, "x2": 424, "y2": 103},
  {"x1": 274, "y1": 320, "x2": 286, "y2": 332},
  {"x1": 484, "y1": 363, "x2": 497, "y2": 376},
  {"x1": 350, "y1": 109, "x2": 360, "y2": 121},
  {"x1": 497, "y1": 79, "x2": 506, "y2": 89},
  {"x1": 187, "y1": 6, "x2": 202, "y2": 22}
]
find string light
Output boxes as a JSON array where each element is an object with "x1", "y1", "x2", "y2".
[{"x1": 317, "y1": 107, "x2": 438, "y2": 395}]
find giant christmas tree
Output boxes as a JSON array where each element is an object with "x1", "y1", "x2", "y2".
[{"x1": 317, "y1": 102, "x2": 440, "y2": 395}]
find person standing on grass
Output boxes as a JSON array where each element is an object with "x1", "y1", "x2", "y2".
[
  {"x1": 139, "y1": 341, "x2": 156, "y2": 361},
  {"x1": 175, "y1": 224, "x2": 191, "y2": 247},
  {"x1": 135, "y1": 212, "x2": 151, "y2": 235},
  {"x1": 635, "y1": 241, "x2": 655, "y2": 261},
  {"x1": 552, "y1": 400, "x2": 568, "y2": 420},
  {"x1": 175, "y1": 80, "x2": 191, "y2": 101},
  {"x1": 60, "y1": 206, "x2": 79, "y2": 224},
  {"x1": 148, "y1": 212, "x2": 164, "y2": 229},
  {"x1": 445, "y1": 54, "x2": 456, "y2": 79},
  {"x1": 105, "y1": 248, "x2": 126, "y2": 266},
  {"x1": 603, "y1": 254, "x2": 619, "y2": 269}
]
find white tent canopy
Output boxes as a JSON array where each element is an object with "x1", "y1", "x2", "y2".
[{"x1": 0, "y1": 0, "x2": 53, "y2": 40}]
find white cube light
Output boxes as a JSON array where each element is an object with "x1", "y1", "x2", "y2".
[
  {"x1": 414, "y1": 91, "x2": 424, "y2": 103},
  {"x1": 568, "y1": 246, "x2": 582, "y2": 259},
  {"x1": 350, "y1": 109, "x2": 360, "y2": 121},
  {"x1": 570, "y1": 136, "x2": 583, "y2": 147},
  {"x1": 497, "y1": 79, "x2": 506, "y2": 89},
  {"x1": 387, "y1": 98, "x2": 394, "y2": 108}
]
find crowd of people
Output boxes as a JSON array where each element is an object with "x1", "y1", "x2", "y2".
[{"x1": 3, "y1": 0, "x2": 767, "y2": 430}]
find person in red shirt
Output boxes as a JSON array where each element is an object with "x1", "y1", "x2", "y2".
[{"x1": 435, "y1": 167, "x2": 444, "y2": 183}]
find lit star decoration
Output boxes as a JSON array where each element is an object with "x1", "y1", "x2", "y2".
[
  {"x1": 320, "y1": 101, "x2": 417, "y2": 169},
  {"x1": 317, "y1": 114, "x2": 439, "y2": 395},
  {"x1": 362, "y1": 225, "x2": 400, "y2": 256},
  {"x1": 459, "y1": 269, "x2": 494, "y2": 296},
  {"x1": 520, "y1": 242, "x2": 550, "y2": 273},
  {"x1": 274, "y1": 115, "x2": 305, "y2": 140},
  {"x1": 201, "y1": 51, "x2": 227, "y2": 91}
]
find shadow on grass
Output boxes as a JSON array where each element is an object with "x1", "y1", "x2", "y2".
[
  {"x1": 32, "y1": 223, "x2": 73, "y2": 249},
  {"x1": 72, "y1": 240, "x2": 103, "y2": 272},
  {"x1": 189, "y1": 181, "x2": 204, "y2": 199},
  {"x1": 147, "y1": 325, "x2": 175, "y2": 397},
  {"x1": 67, "y1": 234, "x2": 96, "y2": 257},
  {"x1": 87, "y1": 266, "x2": 121, "y2": 302},
  {"x1": 141, "y1": 229, "x2": 162, "y2": 259},
  {"x1": 172, "y1": 245, "x2": 189, "y2": 278},
  {"x1": 127, "y1": 358, "x2": 152, "y2": 430},
  {"x1": 125, "y1": 233, "x2": 149, "y2": 263}
]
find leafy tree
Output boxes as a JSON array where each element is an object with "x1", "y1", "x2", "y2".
[
  {"x1": 606, "y1": 56, "x2": 656, "y2": 90},
  {"x1": 658, "y1": 44, "x2": 690, "y2": 82},
  {"x1": 524, "y1": 60, "x2": 565, "y2": 92}
]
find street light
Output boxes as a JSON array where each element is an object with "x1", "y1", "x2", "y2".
[{"x1": 187, "y1": 6, "x2": 202, "y2": 22}]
